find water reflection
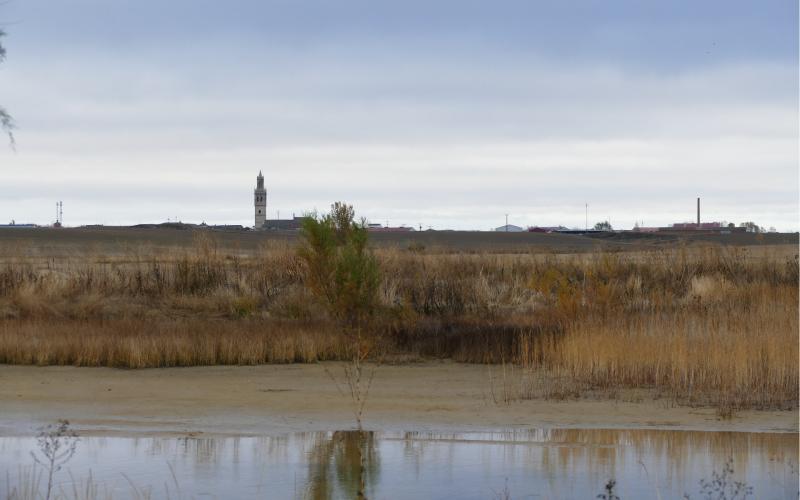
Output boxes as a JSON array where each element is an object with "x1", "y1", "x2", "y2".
[
  {"x1": 305, "y1": 431, "x2": 379, "y2": 499},
  {"x1": 0, "y1": 428, "x2": 797, "y2": 499}
]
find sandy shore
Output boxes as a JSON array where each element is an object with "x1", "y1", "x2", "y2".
[{"x1": 0, "y1": 362, "x2": 796, "y2": 437}]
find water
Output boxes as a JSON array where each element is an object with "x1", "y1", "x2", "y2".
[{"x1": 1, "y1": 429, "x2": 797, "y2": 499}]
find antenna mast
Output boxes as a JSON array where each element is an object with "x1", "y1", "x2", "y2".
[{"x1": 55, "y1": 201, "x2": 63, "y2": 227}]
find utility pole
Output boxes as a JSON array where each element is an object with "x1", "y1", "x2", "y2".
[
  {"x1": 585, "y1": 203, "x2": 588, "y2": 231},
  {"x1": 505, "y1": 214, "x2": 509, "y2": 232},
  {"x1": 697, "y1": 197, "x2": 700, "y2": 226}
]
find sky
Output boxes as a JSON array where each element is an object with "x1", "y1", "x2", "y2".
[{"x1": 0, "y1": 0, "x2": 797, "y2": 230}]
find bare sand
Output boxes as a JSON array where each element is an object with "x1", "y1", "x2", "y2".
[{"x1": 0, "y1": 362, "x2": 796, "y2": 437}]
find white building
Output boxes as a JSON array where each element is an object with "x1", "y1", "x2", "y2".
[{"x1": 494, "y1": 224, "x2": 524, "y2": 232}]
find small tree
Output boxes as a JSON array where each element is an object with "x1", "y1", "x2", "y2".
[
  {"x1": 738, "y1": 222, "x2": 764, "y2": 233},
  {"x1": 593, "y1": 221, "x2": 613, "y2": 231},
  {"x1": 298, "y1": 201, "x2": 380, "y2": 328},
  {"x1": 298, "y1": 202, "x2": 381, "y2": 431}
]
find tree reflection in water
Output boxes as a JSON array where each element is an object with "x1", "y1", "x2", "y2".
[{"x1": 305, "y1": 430, "x2": 380, "y2": 500}]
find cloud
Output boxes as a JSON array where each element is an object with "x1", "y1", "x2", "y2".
[
  {"x1": 0, "y1": 1, "x2": 796, "y2": 230},
  {"x1": 2, "y1": 52, "x2": 796, "y2": 143}
]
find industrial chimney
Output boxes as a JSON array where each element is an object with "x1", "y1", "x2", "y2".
[{"x1": 697, "y1": 197, "x2": 700, "y2": 226}]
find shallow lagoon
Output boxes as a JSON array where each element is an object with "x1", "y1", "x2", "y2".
[{"x1": 2, "y1": 428, "x2": 797, "y2": 499}]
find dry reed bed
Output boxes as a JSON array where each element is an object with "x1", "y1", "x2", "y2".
[
  {"x1": 0, "y1": 236, "x2": 796, "y2": 410},
  {"x1": 0, "y1": 319, "x2": 348, "y2": 368}
]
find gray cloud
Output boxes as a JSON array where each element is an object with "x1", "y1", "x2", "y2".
[{"x1": 0, "y1": 0, "x2": 796, "y2": 230}]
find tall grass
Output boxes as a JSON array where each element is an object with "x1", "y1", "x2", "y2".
[
  {"x1": 0, "y1": 319, "x2": 348, "y2": 367},
  {"x1": 0, "y1": 233, "x2": 796, "y2": 410}
]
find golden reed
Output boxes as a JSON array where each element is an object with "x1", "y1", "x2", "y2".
[{"x1": 0, "y1": 235, "x2": 796, "y2": 411}]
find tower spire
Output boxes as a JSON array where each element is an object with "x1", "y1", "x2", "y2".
[{"x1": 254, "y1": 170, "x2": 267, "y2": 229}]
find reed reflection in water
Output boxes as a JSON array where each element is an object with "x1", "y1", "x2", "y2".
[
  {"x1": 0, "y1": 428, "x2": 796, "y2": 499},
  {"x1": 304, "y1": 431, "x2": 379, "y2": 499}
]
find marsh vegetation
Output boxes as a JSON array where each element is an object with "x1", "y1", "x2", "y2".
[{"x1": 0, "y1": 214, "x2": 796, "y2": 414}]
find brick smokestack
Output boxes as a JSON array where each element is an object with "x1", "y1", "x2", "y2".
[{"x1": 697, "y1": 197, "x2": 700, "y2": 226}]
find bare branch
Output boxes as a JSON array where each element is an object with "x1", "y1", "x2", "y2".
[{"x1": 0, "y1": 28, "x2": 15, "y2": 148}]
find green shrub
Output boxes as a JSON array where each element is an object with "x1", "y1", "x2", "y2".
[{"x1": 297, "y1": 202, "x2": 380, "y2": 328}]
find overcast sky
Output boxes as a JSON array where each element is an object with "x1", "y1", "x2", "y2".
[{"x1": 0, "y1": 0, "x2": 797, "y2": 230}]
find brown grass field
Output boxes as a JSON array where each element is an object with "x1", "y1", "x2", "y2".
[
  {"x1": 0, "y1": 226, "x2": 796, "y2": 256},
  {"x1": 0, "y1": 227, "x2": 797, "y2": 414}
]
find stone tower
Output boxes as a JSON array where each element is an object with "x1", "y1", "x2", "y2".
[{"x1": 254, "y1": 170, "x2": 266, "y2": 229}]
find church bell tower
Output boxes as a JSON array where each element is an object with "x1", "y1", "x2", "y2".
[{"x1": 254, "y1": 171, "x2": 266, "y2": 229}]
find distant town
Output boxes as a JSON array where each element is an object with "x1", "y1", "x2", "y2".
[{"x1": 0, "y1": 173, "x2": 782, "y2": 235}]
